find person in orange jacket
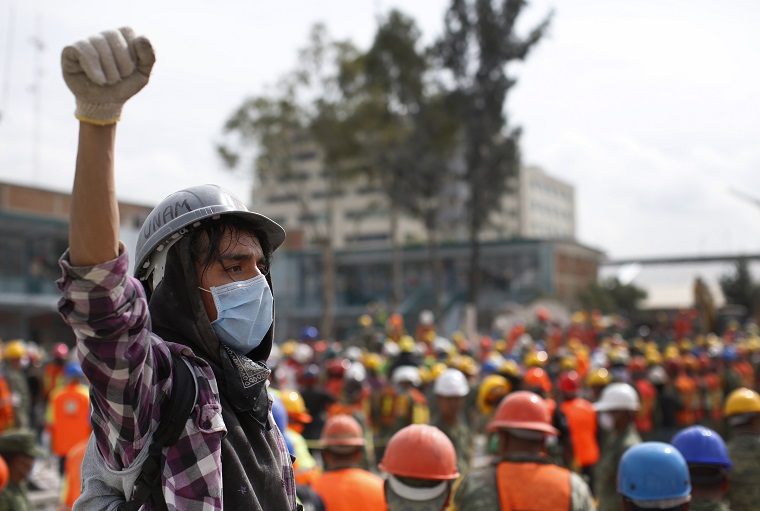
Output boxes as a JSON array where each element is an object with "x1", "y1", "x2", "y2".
[
  {"x1": 42, "y1": 343, "x2": 69, "y2": 400},
  {"x1": 311, "y1": 415, "x2": 386, "y2": 511},
  {"x1": 45, "y1": 361, "x2": 91, "y2": 475},
  {"x1": 629, "y1": 356, "x2": 657, "y2": 439},
  {"x1": 59, "y1": 437, "x2": 88, "y2": 511},
  {"x1": 558, "y1": 371, "x2": 599, "y2": 485},
  {"x1": 451, "y1": 391, "x2": 596, "y2": 510},
  {"x1": 380, "y1": 424, "x2": 460, "y2": 511}
]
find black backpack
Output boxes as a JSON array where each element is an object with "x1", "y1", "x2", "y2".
[{"x1": 118, "y1": 353, "x2": 196, "y2": 511}]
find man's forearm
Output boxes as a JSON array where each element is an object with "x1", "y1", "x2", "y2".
[{"x1": 69, "y1": 122, "x2": 120, "y2": 266}]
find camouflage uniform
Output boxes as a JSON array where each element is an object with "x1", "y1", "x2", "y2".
[
  {"x1": 594, "y1": 424, "x2": 641, "y2": 511},
  {"x1": 0, "y1": 481, "x2": 32, "y2": 511},
  {"x1": 433, "y1": 418, "x2": 472, "y2": 475},
  {"x1": 4, "y1": 366, "x2": 30, "y2": 429},
  {"x1": 689, "y1": 499, "x2": 731, "y2": 511},
  {"x1": 726, "y1": 433, "x2": 760, "y2": 511},
  {"x1": 450, "y1": 452, "x2": 596, "y2": 511}
]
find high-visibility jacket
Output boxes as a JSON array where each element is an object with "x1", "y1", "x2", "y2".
[
  {"x1": 287, "y1": 428, "x2": 320, "y2": 486},
  {"x1": 674, "y1": 374, "x2": 698, "y2": 426},
  {"x1": 634, "y1": 378, "x2": 656, "y2": 433},
  {"x1": 311, "y1": 467, "x2": 386, "y2": 511},
  {"x1": 497, "y1": 461, "x2": 571, "y2": 510},
  {"x1": 46, "y1": 382, "x2": 91, "y2": 457},
  {"x1": 560, "y1": 398, "x2": 599, "y2": 467},
  {"x1": 702, "y1": 373, "x2": 723, "y2": 422},
  {"x1": 42, "y1": 362, "x2": 65, "y2": 399},
  {"x1": 60, "y1": 438, "x2": 88, "y2": 510},
  {"x1": 0, "y1": 376, "x2": 14, "y2": 433}
]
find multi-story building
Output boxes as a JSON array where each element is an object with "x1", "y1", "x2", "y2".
[
  {"x1": 519, "y1": 165, "x2": 576, "y2": 240},
  {"x1": 254, "y1": 142, "x2": 575, "y2": 249},
  {"x1": 0, "y1": 182, "x2": 152, "y2": 344}
]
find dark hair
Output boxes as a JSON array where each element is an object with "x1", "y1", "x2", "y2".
[{"x1": 188, "y1": 216, "x2": 272, "y2": 280}]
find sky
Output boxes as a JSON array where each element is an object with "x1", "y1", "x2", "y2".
[{"x1": 1, "y1": 0, "x2": 760, "y2": 285}]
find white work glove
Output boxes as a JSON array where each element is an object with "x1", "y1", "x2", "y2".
[{"x1": 61, "y1": 27, "x2": 155, "y2": 125}]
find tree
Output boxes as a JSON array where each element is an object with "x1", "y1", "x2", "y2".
[
  {"x1": 578, "y1": 278, "x2": 648, "y2": 316},
  {"x1": 338, "y1": 9, "x2": 460, "y2": 315},
  {"x1": 218, "y1": 24, "x2": 360, "y2": 339},
  {"x1": 435, "y1": 0, "x2": 552, "y2": 334},
  {"x1": 719, "y1": 257, "x2": 760, "y2": 320}
]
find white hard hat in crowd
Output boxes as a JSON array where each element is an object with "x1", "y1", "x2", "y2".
[
  {"x1": 391, "y1": 366, "x2": 421, "y2": 387},
  {"x1": 433, "y1": 368, "x2": 469, "y2": 397},
  {"x1": 594, "y1": 382, "x2": 640, "y2": 412},
  {"x1": 292, "y1": 344, "x2": 314, "y2": 365}
]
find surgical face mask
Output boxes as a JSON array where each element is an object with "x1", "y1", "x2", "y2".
[
  {"x1": 598, "y1": 412, "x2": 615, "y2": 431},
  {"x1": 200, "y1": 274, "x2": 273, "y2": 354}
]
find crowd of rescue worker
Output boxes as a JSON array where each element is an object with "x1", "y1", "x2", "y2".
[{"x1": 1, "y1": 306, "x2": 760, "y2": 510}]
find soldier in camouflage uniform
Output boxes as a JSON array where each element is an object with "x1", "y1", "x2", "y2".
[
  {"x1": 723, "y1": 388, "x2": 760, "y2": 511},
  {"x1": 378, "y1": 424, "x2": 460, "y2": 511},
  {"x1": 0, "y1": 429, "x2": 45, "y2": 511},
  {"x1": 672, "y1": 425, "x2": 733, "y2": 511},
  {"x1": 451, "y1": 391, "x2": 595, "y2": 511},
  {"x1": 593, "y1": 383, "x2": 642, "y2": 511},
  {"x1": 2, "y1": 341, "x2": 31, "y2": 430}
]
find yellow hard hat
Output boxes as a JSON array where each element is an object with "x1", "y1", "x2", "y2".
[
  {"x1": 524, "y1": 350, "x2": 547, "y2": 368},
  {"x1": 431, "y1": 362, "x2": 448, "y2": 380},
  {"x1": 363, "y1": 353, "x2": 382, "y2": 371},
  {"x1": 4, "y1": 340, "x2": 26, "y2": 360},
  {"x1": 358, "y1": 314, "x2": 373, "y2": 328},
  {"x1": 281, "y1": 389, "x2": 312, "y2": 423},
  {"x1": 418, "y1": 366, "x2": 433, "y2": 384},
  {"x1": 281, "y1": 340, "x2": 297, "y2": 357},
  {"x1": 586, "y1": 367, "x2": 611, "y2": 387},
  {"x1": 477, "y1": 375, "x2": 510, "y2": 415},
  {"x1": 499, "y1": 359, "x2": 520, "y2": 378},
  {"x1": 494, "y1": 340, "x2": 508, "y2": 353},
  {"x1": 457, "y1": 356, "x2": 478, "y2": 377},
  {"x1": 399, "y1": 336, "x2": 416, "y2": 353},
  {"x1": 724, "y1": 388, "x2": 760, "y2": 417},
  {"x1": 559, "y1": 354, "x2": 578, "y2": 371}
]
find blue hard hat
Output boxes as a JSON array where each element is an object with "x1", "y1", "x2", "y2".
[
  {"x1": 64, "y1": 361, "x2": 85, "y2": 380},
  {"x1": 671, "y1": 426, "x2": 732, "y2": 470},
  {"x1": 300, "y1": 326, "x2": 319, "y2": 341},
  {"x1": 270, "y1": 392, "x2": 295, "y2": 455},
  {"x1": 722, "y1": 345, "x2": 737, "y2": 361},
  {"x1": 618, "y1": 442, "x2": 691, "y2": 502}
]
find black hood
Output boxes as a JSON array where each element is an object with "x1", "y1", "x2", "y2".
[{"x1": 148, "y1": 236, "x2": 274, "y2": 365}]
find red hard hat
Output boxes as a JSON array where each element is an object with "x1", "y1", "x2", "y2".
[
  {"x1": 321, "y1": 414, "x2": 365, "y2": 447},
  {"x1": 0, "y1": 455, "x2": 7, "y2": 493},
  {"x1": 628, "y1": 355, "x2": 647, "y2": 374},
  {"x1": 488, "y1": 390, "x2": 559, "y2": 436},
  {"x1": 558, "y1": 370, "x2": 581, "y2": 394},
  {"x1": 52, "y1": 343, "x2": 69, "y2": 360},
  {"x1": 379, "y1": 425, "x2": 460, "y2": 480}
]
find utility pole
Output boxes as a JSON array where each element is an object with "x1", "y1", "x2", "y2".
[{"x1": 29, "y1": 15, "x2": 44, "y2": 182}]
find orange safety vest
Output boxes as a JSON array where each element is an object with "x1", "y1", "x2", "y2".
[
  {"x1": 42, "y1": 362, "x2": 65, "y2": 399},
  {"x1": 560, "y1": 398, "x2": 599, "y2": 467},
  {"x1": 497, "y1": 461, "x2": 571, "y2": 511},
  {"x1": 312, "y1": 468, "x2": 386, "y2": 511},
  {"x1": 46, "y1": 383, "x2": 91, "y2": 457},
  {"x1": 702, "y1": 373, "x2": 723, "y2": 422},
  {"x1": 634, "y1": 379, "x2": 656, "y2": 433},
  {"x1": 0, "y1": 377, "x2": 14, "y2": 433},
  {"x1": 674, "y1": 374, "x2": 698, "y2": 426}
]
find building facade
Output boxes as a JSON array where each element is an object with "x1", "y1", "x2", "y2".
[{"x1": 0, "y1": 182, "x2": 152, "y2": 344}]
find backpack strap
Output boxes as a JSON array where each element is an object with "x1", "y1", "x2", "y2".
[{"x1": 118, "y1": 353, "x2": 196, "y2": 511}]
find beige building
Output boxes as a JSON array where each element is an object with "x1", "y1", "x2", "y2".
[{"x1": 253, "y1": 144, "x2": 573, "y2": 249}]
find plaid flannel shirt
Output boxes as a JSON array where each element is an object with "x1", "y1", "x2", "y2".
[{"x1": 57, "y1": 246, "x2": 296, "y2": 510}]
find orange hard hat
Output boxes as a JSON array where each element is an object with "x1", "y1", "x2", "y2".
[
  {"x1": 320, "y1": 414, "x2": 365, "y2": 447},
  {"x1": 523, "y1": 367, "x2": 552, "y2": 393},
  {"x1": 0, "y1": 455, "x2": 7, "y2": 492},
  {"x1": 487, "y1": 390, "x2": 559, "y2": 436},
  {"x1": 379, "y1": 424, "x2": 460, "y2": 480}
]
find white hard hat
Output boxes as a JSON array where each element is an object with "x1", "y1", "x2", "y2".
[
  {"x1": 419, "y1": 309, "x2": 434, "y2": 325},
  {"x1": 292, "y1": 344, "x2": 314, "y2": 365},
  {"x1": 344, "y1": 346, "x2": 363, "y2": 362},
  {"x1": 345, "y1": 362, "x2": 367, "y2": 382},
  {"x1": 391, "y1": 366, "x2": 421, "y2": 387},
  {"x1": 433, "y1": 368, "x2": 469, "y2": 397},
  {"x1": 594, "y1": 382, "x2": 640, "y2": 412}
]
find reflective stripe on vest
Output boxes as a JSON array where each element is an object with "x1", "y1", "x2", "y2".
[{"x1": 496, "y1": 461, "x2": 571, "y2": 511}]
